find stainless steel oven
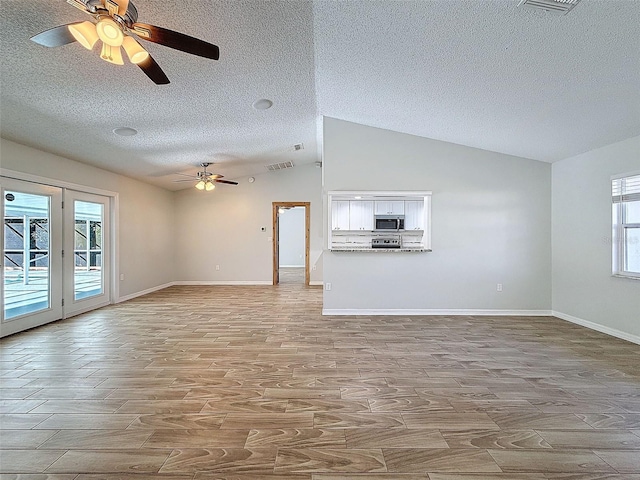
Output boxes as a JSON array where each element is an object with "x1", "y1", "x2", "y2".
[{"x1": 371, "y1": 237, "x2": 401, "y2": 249}]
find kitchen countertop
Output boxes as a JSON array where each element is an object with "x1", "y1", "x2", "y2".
[
  {"x1": 330, "y1": 247, "x2": 431, "y2": 252},
  {"x1": 332, "y1": 230, "x2": 424, "y2": 234}
]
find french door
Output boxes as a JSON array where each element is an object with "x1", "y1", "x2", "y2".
[
  {"x1": 1, "y1": 179, "x2": 63, "y2": 336},
  {"x1": 1, "y1": 178, "x2": 111, "y2": 337},
  {"x1": 63, "y1": 190, "x2": 111, "y2": 317}
]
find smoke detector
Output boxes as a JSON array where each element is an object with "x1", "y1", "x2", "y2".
[
  {"x1": 265, "y1": 161, "x2": 294, "y2": 171},
  {"x1": 518, "y1": 0, "x2": 581, "y2": 15}
]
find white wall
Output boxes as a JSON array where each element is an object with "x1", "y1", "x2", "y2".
[
  {"x1": 323, "y1": 117, "x2": 552, "y2": 313},
  {"x1": 552, "y1": 135, "x2": 640, "y2": 341},
  {"x1": 0, "y1": 139, "x2": 175, "y2": 299},
  {"x1": 279, "y1": 207, "x2": 306, "y2": 267},
  {"x1": 174, "y1": 164, "x2": 323, "y2": 284}
]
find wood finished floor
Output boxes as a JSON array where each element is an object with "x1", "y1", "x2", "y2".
[
  {"x1": 278, "y1": 267, "x2": 305, "y2": 285},
  {"x1": 1, "y1": 284, "x2": 639, "y2": 479}
]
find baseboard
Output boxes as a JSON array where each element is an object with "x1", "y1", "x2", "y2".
[
  {"x1": 64, "y1": 301, "x2": 110, "y2": 319},
  {"x1": 279, "y1": 265, "x2": 305, "y2": 268},
  {"x1": 552, "y1": 310, "x2": 640, "y2": 346},
  {"x1": 120, "y1": 281, "x2": 311, "y2": 297},
  {"x1": 322, "y1": 308, "x2": 553, "y2": 316},
  {"x1": 309, "y1": 281, "x2": 324, "y2": 286},
  {"x1": 117, "y1": 282, "x2": 174, "y2": 303},
  {"x1": 173, "y1": 281, "x2": 273, "y2": 286}
]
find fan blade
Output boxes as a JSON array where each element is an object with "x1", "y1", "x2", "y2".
[
  {"x1": 132, "y1": 23, "x2": 219, "y2": 60},
  {"x1": 173, "y1": 179, "x2": 197, "y2": 183},
  {"x1": 105, "y1": 0, "x2": 128, "y2": 16},
  {"x1": 215, "y1": 179, "x2": 238, "y2": 185},
  {"x1": 137, "y1": 54, "x2": 170, "y2": 85},
  {"x1": 173, "y1": 172, "x2": 199, "y2": 178},
  {"x1": 31, "y1": 25, "x2": 77, "y2": 47}
]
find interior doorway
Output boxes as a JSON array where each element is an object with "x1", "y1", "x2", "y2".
[{"x1": 272, "y1": 202, "x2": 310, "y2": 285}]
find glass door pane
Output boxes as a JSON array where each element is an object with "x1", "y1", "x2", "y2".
[
  {"x1": 74, "y1": 200, "x2": 104, "y2": 300},
  {"x1": 3, "y1": 191, "x2": 51, "y2": 318},
  {"x1": 63, "y1": 190, "x2": 110, "y2": 317},
  {"x1": 1, "y1": 178, "x2": 62, "y2": 337}
]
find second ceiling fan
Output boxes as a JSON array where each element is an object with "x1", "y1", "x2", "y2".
[
  {"x1": 174, "y1": 162, "x2": 239, "y2": 191},
  {"x1": 30, "y1": 0, "x2": 220, "y2": 84}
]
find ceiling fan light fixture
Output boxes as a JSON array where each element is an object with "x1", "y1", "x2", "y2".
[
  {"x1": 100, "y1": 43, "x2": 124, "y2": 65},
  {"x1": 195, "y1": 180, "x2": 206, "y2": 190},
  {"x1": 205, "y1": 181, "x2": 215, "y2": 191},
  {"x1": 122, "y1": 36, "x2": 149, "y2": 64},
  {"x1": 68, "y1": 21, "x2": 99, "y2": 50},
  {"x1": 30, "y1": 0, "x2": 221, "y2": 84},
  {"x1": 96, "y1": 17, "x2": 124, "y2": 47}
]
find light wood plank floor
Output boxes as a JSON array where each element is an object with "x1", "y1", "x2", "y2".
[
  {"x1": 278, "y1": 267, "x2": 305, "y2": 284},
  {"x1": 1, "y1": 284, "x2": 639, "y2": 479}
]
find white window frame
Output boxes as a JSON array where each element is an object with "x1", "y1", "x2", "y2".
[{"x1": 612, "y1": 171, "x2": 640, "y2": 280}]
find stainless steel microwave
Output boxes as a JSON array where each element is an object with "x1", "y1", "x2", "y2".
[{"x1": 375, "y1": 216, "x2": 404, "y2": 230}]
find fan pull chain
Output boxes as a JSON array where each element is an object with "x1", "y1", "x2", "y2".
[{"x1": 102, "y1": 44, "x2": 112, "y2": 61}]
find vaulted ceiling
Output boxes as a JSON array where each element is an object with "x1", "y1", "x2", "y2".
[{"x1": 1, "y1": 0, "x2": 638, "y2": 190}]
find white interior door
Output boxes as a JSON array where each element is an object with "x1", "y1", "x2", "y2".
[
  {"x1": 63, "y1": 190, "x2": 111, "y2": 317},
  {"x1": 1, "y1": 178, "x2": 63, "y2": 337}
]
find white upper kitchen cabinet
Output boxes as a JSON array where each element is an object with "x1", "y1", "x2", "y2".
[
  {"x1": 331, "y1": 200, "x2": 350, "y2": 230},
  {"x1": 349, "y1": 201, "x2": 374, "y2": 230},
  {"x1": 374, "y1": 201, "x2": 405, "y2": 215},
  {"x1": 404, "y1": 200, "x2": 425, "y2": 230}
]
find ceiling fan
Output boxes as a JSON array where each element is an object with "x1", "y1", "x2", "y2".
[
  {"x1": 174, "y1": 162, "x2": 239, "y2": 191},
  {"x1": 30, "y1": 0, "x2": 219, "y2": 84}
]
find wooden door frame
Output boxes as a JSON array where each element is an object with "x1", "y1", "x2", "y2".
[{"x1": 272, "y1": 202, "x2": 310, "y2": 286}]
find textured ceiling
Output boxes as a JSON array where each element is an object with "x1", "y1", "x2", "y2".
[
  {"x1": 1, "y1": 0, "x2": 639, "y2": 190},
  {"x1": 314, "y1": 0, "x2": 640, "y2": 162},
  {"x1": 0, "y1": 0, "x2": 319, "y2": 189}
]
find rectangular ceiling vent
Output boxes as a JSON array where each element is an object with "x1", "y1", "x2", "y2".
[
  {"x1": 265, "y1": 161, "x2": 294, "y2": 171},
  {"x1": 518, "y1": 0, "x2": 581, "y2": 15}
]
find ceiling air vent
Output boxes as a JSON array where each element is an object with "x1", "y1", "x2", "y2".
[
  {"x1": 518, "y1": 0, "x2": 581, "y2": 15},
  {"x1": 265, "y1": 161, "x2": 294, "y2": 171}
]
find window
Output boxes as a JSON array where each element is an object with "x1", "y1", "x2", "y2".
[{"x1": 612, "y1": 173, "x2": 640, "y2": 279}]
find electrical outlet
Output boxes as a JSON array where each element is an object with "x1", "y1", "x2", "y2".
[
  {"x1": 216, "y1": 265, "x2": 220, "y2": 271},
  {"x1": 497, "y1": 283, "x2": 503, "y2": 292},
  {"x1": 325, "y1": 282, "x2": 332, "y2": 291},
  {"x1": 120, "y1": 273, "x2": 124, "y2": 281}
]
